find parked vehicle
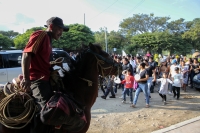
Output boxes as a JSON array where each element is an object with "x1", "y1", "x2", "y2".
[
  {"x1": 0, "y1": 50, "x2": 22, "y2": 84},
  {"x1": 193, "y1": 74, "x2": 200, "y2": 90},
  {"x1": 0, "y1": 49, "x2": 72, "y2": 84}
]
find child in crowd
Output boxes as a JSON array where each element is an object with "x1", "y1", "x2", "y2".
[
  {"x1": 121, "y1": 68, "x2": 135, "y2": 104},
  {"x1": 172, "y1": 67, "x2": 183, "y2": 100},
  {"x1": 101, "y1": 75, "x2": 116, "y2": 99},
  {"x1": 156, "y1": 72, "x2": 173, "y2": 105}
]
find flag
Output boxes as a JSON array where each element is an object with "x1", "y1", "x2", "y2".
[{"x1": 122, "y1": 50, "x2": 126, "y2": 56}]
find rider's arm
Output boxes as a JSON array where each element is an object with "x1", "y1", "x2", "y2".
[{"x1": 20, "y1": 52, "x2": 32, "y2": 92}]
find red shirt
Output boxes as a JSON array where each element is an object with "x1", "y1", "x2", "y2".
[
  {"x1": 23, "y1": 30, "x2": 52, "y2": 81},
  {"x1": 121, "y1": 75, "x2": 135, "y2": 89}
]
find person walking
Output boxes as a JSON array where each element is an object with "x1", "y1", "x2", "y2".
[
  {"x1": 119, "y1": 58, "x2": 133, "y2": 98},
  {"x1": 172, "y1": 67, "x2": 183, "y2": 100},
  {"x1": 121, "y1": 69, "x2": 135, "y2": 104},
  {"x1": 156, "y1": 72, "x2": 173, "y2": 105},
  {"x1": 20, "y1": 17, "x2": 69, "y2": 133},
  {"x1": 180, "y1": 61, "x2": 189, "y2": 92},
  {"x1": 143, "y1": 60, "x2": 156, "y2": 98},
  {"x1": 131, "y1": 62, "x2": 149, "y2": 108},
  {"x1": 101, "y1": 75, "x2": 116, "y2": 99}
]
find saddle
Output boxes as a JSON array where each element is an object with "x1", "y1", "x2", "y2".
[{"x1": 41, "y1": 60, "x2": 87, "y2": 132}]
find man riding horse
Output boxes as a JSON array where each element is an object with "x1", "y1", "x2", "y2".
[{"x1": 20, "y1": 17, "x2": 69, "y2": 133}]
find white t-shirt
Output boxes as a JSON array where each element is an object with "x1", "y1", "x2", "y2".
[
  {"x1": 170, "y1": 65, "x2": 180, "y2": 77},
  {"x1": 157, "y1": 78, "x2": 173, "y2": 94},
  {"x1": 172, "y1": 73, "x2": 182, "y2": 87}
]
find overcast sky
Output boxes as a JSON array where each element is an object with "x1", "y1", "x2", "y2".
[{"x1": 0, "y1": 0, "x2": 199, "y2": 33}]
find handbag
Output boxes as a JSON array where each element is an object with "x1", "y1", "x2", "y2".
[
  {"x1": 40, "y1": 92, "x2": 86, "y2": 132},
  {"x1": 133, "y1": 80, "x2": 138, "y2": 90}
]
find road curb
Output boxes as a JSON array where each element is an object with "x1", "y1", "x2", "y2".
[{"x1": 151, "y1": 115, "x2": 200, "y2": 133}]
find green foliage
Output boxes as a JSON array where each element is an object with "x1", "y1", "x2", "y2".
[
  {"x1": 14, "y1": 27, "x2": 44, "y2": 49},
  {"x1": 13, "y1": 24, "x2": 94, "y2": 50},
  {"x1": 94, "y1": 28, "x2": 127, "y2": 53},
  {"x1": 0, "y1": 30, "x2": 19, "y2": 39},
  {"x1": 52, "y1": 24, "x2": 94, "y2": 50},
  {"x1": 119, "y1": 13, "x2": 170, "y2": 36},
  {"x1": 0, "y1": 34, "x2": 14, "y2": 49},
  {"x1": 129, "y1": 31, "x2": 192, "y2": 55},
  {"x1": 182, "y1": 18, "x2": 200, "y2": 51}
]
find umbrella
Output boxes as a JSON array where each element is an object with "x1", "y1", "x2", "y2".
[{"x1": 192, "y1": 52, "x2": 200, "y2": 58}]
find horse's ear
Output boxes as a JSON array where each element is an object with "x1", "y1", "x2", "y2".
[
  {"x1": 81, "y1": 43, "x2": 87, "y2": 49},
  {"x1": 89, "y1": 43, "x2": 93, "y2": 48}
]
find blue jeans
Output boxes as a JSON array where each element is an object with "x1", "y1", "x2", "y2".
[
  {"x1": 147, "y1": 77, "x2": 153, "y2": 97},
  {"x1": 133, "y1": 83, "x2": 149, "y2": 105},
  {"x1": 123, "y1": 88, "x2": 133, "y2": 102}
]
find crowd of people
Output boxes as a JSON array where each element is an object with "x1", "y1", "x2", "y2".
[{"x1": 99, "y1": 51, "x2": 200, "y2": 108}]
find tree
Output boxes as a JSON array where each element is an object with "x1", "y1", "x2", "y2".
[
  {"x1": 52, "y1": 24, "x2": 95, "y2": 50},
  {"x1": 129, "y1": 31, "x2": 192, "y2": 55},
  {"x1": 14, "y1": 27, "x2": 44, "y2": 49},
  {"x1": 119, "y1": 13, "x2": 170, "y2": 36},
  {"x1": 166, "y1": 18, "x2": 192, "y2": 35},
  {"x1": 0, "y1": 30, "x2": 19, "y2": 39},
  {"x1": 0, "y1": 34, "x2": 14, "y2": 49},
  {"x1": 182, "y1": 18, "x2": 200, "y2": 51},
  {"x1": 94, "y1": 28, "x2": 106, "y2": 50}
]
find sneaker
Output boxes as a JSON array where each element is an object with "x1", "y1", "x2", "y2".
[
  {"x1": 163, "y1": 101, "x2": 166, "y2": 105},
  {"x1": 168, "y1": 92, "x2": 172, "y2": 95},
  {"x1": 174, "y1": 94, "x2": 177, "y2": 98},
  {"x1": 101, "y1": 96, "x2": 106, "y2": 99},
  {"x1": 109, "y1": 95, "x2": 116, "y2": 98},
  {"x1": 119, "y1": 96, "x2": 123, "y2": 99},
  {"x1": 122, "y1": 100, "x2": 126, "y2": 103},
  {"x1": 129, "y1": 101, "x2": 133, "y2": 104}
]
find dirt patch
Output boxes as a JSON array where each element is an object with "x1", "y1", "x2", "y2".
[{"x1": 87, "y1": 87, "x2": 200, "y2": 133}]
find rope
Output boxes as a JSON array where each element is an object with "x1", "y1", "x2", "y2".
[
  {"x1": 79, "y1": 78, "x2": 93, "y2": 86},
  {"x1": 94, "y1": 55, "x2": 113, "y2": 77},
  {"x1": 0, "y1": 82, "x2": 36, "y2": 129}
]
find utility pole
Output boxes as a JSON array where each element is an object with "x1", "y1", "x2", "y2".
[
  {"x1": 104, "y1": 27, "x2": 108, "y2": 53},
  {"x1": 84, "y1": 13, "x2": 85, "y2": 25}
]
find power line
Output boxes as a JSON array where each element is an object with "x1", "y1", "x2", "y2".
[
  {"x1": 90, "y1": 0, "x2": 119, "y2": 20},
  {"x1": 124, "y1": 0, "x2": 145, "y2": 17}
]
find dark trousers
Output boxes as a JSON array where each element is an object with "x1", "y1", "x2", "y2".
[
  {"x1": 100, "y1": 85, "x2": 105, "y2": 95},
  {"x1": 104, "y1": 87, "x2": 115, "y2": 97},
  {"x1": 172, "y1": 86, "x2": 180, "y2": 99},
  {"x1": 30, "y1": 80, "x2": 54, "y2": 133},
  {"x1": 159, "y1": 93, "x2": 166, "y2": 101}
]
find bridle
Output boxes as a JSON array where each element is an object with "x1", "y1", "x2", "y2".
[
  {"x1": 78, "y1": 48, "x2": 120, "y2": 86},
  {"x1": 86, "y1": 49, "x2": 120, "y2": 77}
]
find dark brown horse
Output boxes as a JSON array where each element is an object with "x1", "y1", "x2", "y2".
[
  {"x1": 60, "y1": 43, "x2": 120, "y2": 133},
  {"x1": 0, "y1": 43, "x2": 120, "y2": 133}
]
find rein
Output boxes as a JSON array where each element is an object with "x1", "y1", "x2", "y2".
[{"x1": 79, "y1": 48, "x2": 118, "y2": 86}]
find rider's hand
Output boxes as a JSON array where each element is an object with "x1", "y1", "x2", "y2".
[{"x1": 20, "y1": 79, "x2": 31, "y2": 93}]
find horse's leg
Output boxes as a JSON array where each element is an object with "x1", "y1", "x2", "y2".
[{"x1": 76, "y1": 108, "x2": 91, "y2": 133}]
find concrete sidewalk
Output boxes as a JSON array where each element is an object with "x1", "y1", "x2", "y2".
[{"x1": 152, "y1": 116, "x2": 200, "y2": 133}]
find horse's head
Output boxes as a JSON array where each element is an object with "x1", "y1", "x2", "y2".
[{"x1": 76, "y1": 43, "x2": 121, "y2": 77}]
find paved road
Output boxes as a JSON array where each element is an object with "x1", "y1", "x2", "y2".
[{"x1": 91, "y1": 85, "x2": 200, "y2": 133}]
